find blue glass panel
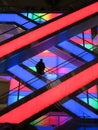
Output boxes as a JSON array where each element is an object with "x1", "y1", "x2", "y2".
[
  {"x1": 77, "y1": 33, "x2": 83, "y2": 38},
  {"x1": 0, "y1": 14, "x2": 27, "y2": 23},
  {"x1": 0, "y1": 14, "x2": 36, "y2": 29},
  {"x1": 57, "y1": 41, "x2": 95, "y2": 62},
  {"x1": 8, "y1": 65, "x2": 47, "y2": 89},
  {"x1": 23, "y1": 55, "x2": 78, "y2": 81},
  {"x1": 8, "y1": 95, "x2": 18, "y2": 105},
  {"x1": 62, "y1": 99, "x2": 98, "y2": 118},
  {"x1": 77, "y1": 93, "x2": 86, "y2": 98},
  {"x1": 12, "y1": 14, "x2": 28, "y2": 25},
  {"x1": 8, "y1": 65, "x2": 35, "y2": 82},
  {"x1": 84, "y1": 34, "x2": 92, "y2": 39},
  {"x1": 23, "y1": 60, "x2": 36, "y2": 67},
  {"x1": 77, "y1": 92, "x2": 98, "y2": 100},
  {"x1": 21, "y1": 13, "x2": 28, "y2": 17},
  {"x1": 19, "y1": 91, "x2": 32, "y2": 96},
  {"x1": 36, "y1": 126, "x2": 54, "y2": 130},
  {"x1": 8, "y1": 88, "x2": 32, "y2": 105},
  {"x1": 58, "y1": 41, "x2": 84, "y2": 55},
  {"x1": 29, "y1": 79, "x2": 47, "y2": 89},
  {"x1": 8, "y1": 90, "x2": 18, "y2": 105},
  {"x1": 23, "y1": 22, "x2": 36, "y2": 29},
  {"x1": 80, "y1": 52, "x2": 96, "y2": 62},
  {"x1": 77, "y1": 93, "x2": 98, "y2": 110},
  {"x1": 8, "y1": 94, "x2": 29, "y2": 105}
]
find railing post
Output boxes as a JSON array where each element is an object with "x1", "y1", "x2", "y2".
[
  {"x1": 86, "y1": 90, "x2": 89, "y2": 105},
  {"x1": 82, "y1": 32, "x2": 85, "y2": 47},
  {"x1": 17, "y1": 81, "x2": 21, "y2": 101},
  {"x1": 57, "y1": 115, "x2": 60, "y2": 126}
]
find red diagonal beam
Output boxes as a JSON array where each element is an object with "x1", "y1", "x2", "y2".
[
  {"x1": 0, "y1": 62, "x2": 98, "y2": 123},
  {"x1": 0, "y1": 2, "x2": 98, "y2": 59}
]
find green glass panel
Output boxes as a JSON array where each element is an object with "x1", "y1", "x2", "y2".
[{"x1": 80, "y1": 98, "x2": 98, "y2": 110}]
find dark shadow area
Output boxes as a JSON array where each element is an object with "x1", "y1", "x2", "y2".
[{"x1": 0, "y1": 123, "x2": 37, "y2": 130}]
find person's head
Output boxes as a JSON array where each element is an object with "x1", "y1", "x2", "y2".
[{"x1": 40, "y1": 59, "x2": 43, "y2": 62}]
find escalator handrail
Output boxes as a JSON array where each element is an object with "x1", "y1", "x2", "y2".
[
  {"x1": 0, "y1": 45, "x2": 96, "y2": 108},
  {"x1": 14, "y1": 45, "x2": 96, "y2": 87},
  {"x1": 30, "y1": 45, "x2": 95, "y2": 75}
]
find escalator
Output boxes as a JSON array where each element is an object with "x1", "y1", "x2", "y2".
[
  {"x1": 0, "y1": 2, "x2": 98, "y2": 64},
  {"x1": 0, "y1": 1, "x2": 98, "y2": 126},
  {"x1": 0, "y1": 12, "x2": 98, "y2": 72},
  {"x1": 7, "y1": 39, "x2": 96, "y2": 90},
  {"x1": 61, "y1": 99, "x2": 98, "y2": 118},
  {"x1": 0, "y1": 58, "x2": 98, "y2": 123}
]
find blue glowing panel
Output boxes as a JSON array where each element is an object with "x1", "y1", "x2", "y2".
[
  {"x1": 70, "y1": 36, "x2": 93, "y2": 50},
  {"x1": 19, "y1": 91, "x2": 32, "y2": 96},
  {"x1": 22, "y1": 51, "x2": 78, "y2": 81},
  {"x1": 84, "y1": 34, "x2": 92, "y2": 39},
  {"x1": 8, "y1": 90, "x2": 32, "y2": 105},
  {"x1": 77, "y1": 33, "x2": 83, "y2": 38},
  {"x1": 77, "y1": 92, "x2": 98, "y2": 110},
  {"x1": 0, "y1": 14, "x2": 36, "y2": 29},
  {"x1": 57, "y1": 41, "x2": 96, "y2": 62},
  {"x1": 80, "y1": 52, "x2": 95, "y2": 62},
  {"x1": 36, "y1": 126, "x2": 54, "y2": 130},
  {"x1": 8, "y1": 90, "x2": 19, "y2": 105},
  {"x1": 8, "y1": 95, "x2": 18, "y2": 105},
  {"x1": 8, "y1": 65, "x2": 47, "y2": 89},
  {"x1": 22, "y1": 22, "x2": 37, "y2": 29},
  {"x1": 8, "y1": 65, "x2": 35, "y2": 81},
  {"x1": 77, "y1": 93, "x2": 86, "y2": 98},
  {"x1": 62, "y1": 99, "x2": 98, "y2": 118},
  {"x1": 23, "y1": 60, "x2": 36, "y2": 69}
]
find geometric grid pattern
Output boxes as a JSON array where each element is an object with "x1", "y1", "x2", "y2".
[
  {"x1": 0, "y1": 2, "x2": 98, "y2": 126},
  {"x1": 21, "y1": 13, "x2": 63, "y2": 24}
]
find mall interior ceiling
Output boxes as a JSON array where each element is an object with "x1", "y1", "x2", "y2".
[{"x1": 0, "y1": 0, "x2": 97, "y2": 12}]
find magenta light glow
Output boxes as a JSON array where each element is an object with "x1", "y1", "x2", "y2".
[
  {"x1": 88, "y1": 85, "x2": 97, "y2": 93},
  {"x1": 70, "y1": 37, "x2": 83, "y2": 44},
  {"x1": 10, "y1": 78, "x2": 31, "y2": 91}
]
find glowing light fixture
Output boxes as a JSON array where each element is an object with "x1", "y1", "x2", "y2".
[
  {"x1": 0, "y1": 2, "x2": 98, "y2": 59},
  {"x1": 0, "y1": 63, "x2": 98, "y2": 123}
]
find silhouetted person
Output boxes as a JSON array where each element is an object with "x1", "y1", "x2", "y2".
[{"x1": 35, "y1": 59, "x2": 45, "y2": 75}]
